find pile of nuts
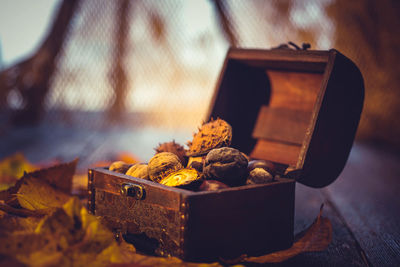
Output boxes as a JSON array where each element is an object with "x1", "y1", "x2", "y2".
[{"x1": 109, "y1": 118, "x2": 281, "y2": 191}]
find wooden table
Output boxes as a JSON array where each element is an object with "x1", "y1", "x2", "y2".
[{"x1": 1, "y1": 122, "x2": 399, "y2": 266}]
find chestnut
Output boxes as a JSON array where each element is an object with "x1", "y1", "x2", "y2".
[
  {"x1": 248, "y1": 160, "x2": 276, "y2": 175},
  {"x1": 246, "y1": 167, "x2": 274, "y2": 185},
  {"x1": 203, "y1": 147, "x2": 248, "y2": 187},
  {"x1": 198, "y1": 180, "x2": 229, "y2": 191}
]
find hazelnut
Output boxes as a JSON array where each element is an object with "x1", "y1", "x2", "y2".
[
  {"x1": 248, "y1": 160, "x2": 276, "y2": 175},
  {"x1": 148, "y1": 152, "x2": 183, "y2": 183},
  {"x1": 203, "y1": 147, "x2": 248, "y2": 187},
  {"x1": 109, "y1": 161, "x2": 132, "y2": 174},
  {"x1": 246, "y1": 168, "x2": 274, "y2": 185},
  {"x1": 126, "y1": 163, "x2": 149, "y2": 180},
  {"x1": 198, "y1": 180, "x2": 229, "y2": 191}
]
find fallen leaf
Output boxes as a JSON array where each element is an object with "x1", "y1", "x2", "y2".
[
  {"x1": 1, "y1": 159, "x2": 78, "y2": 206},
  {"x1": 0, "y1": 202, "x2": 49, "y2": 217},
  {"x1": 17, "y1": 177, "x2": 70, "y2": 210},
  {"x1": 0, "y1": 212, "x2": 41, "y2": 233},
  {"x1": 25, "y1": 158, "x2": 78, "y2": 194},
  {"x1": 0, "y1": 198, "x2": 136, "y2": 267},
  {"x1": 243, "y1": 204, "x2": 332, "y2": 263},
  {"x1": 0, "y1": 153, "x2": 37, "y2": 192}
]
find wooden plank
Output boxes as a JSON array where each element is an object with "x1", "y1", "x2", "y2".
[
  {"x1": 228, "y1": 48, "x2": 329, "y2": 72},
  {"x1": 253, "y1": 106, "x2": 311, "y2": 145},
  {"x1": 250, "y1": 139, "x2": 301, "y2": 166},
  {"x1": 285, "y1": 183, "x2": 367, "y2": 266},
  {"x1": 323, "y1": 143, "x2": 400, "y2": 266},
  {"x1": 267, "y1": 70, "x2": 323, "y2": 111}
]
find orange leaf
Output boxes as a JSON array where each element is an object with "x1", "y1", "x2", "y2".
[{"x1": 0, "y1": 159, "x2": 78, "y2": 208}]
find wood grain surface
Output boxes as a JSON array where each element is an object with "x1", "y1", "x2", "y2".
[{"x1": 0, "y1": 122, "x2": 399, "y2": 266}]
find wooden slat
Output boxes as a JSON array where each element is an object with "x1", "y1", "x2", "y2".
[
  {"x1": 228, "y1": 48, "x2": 329, "y2": 72},
  {"x1": 250, "y1": 139, "x2": 301, "y2": 166},
  {"x1": 253, "y1": 106, "x2": 311, "y2": 145},
  {"x1": 267, "y1": 70, "x2": 323, "y2": 111}
]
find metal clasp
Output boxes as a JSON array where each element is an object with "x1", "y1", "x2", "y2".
[{"x1": 120, "y1": 183, "x2": 145, "y2": 200}]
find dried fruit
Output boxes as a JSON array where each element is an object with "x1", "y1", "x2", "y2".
[
  {"x1": 246, "y1": 168, "x2": 274, "y2": 185},
  {"x1": 187, "y1": 118, "x2": 232, "y2": 156},
  {"x1": 148, "y1": 152, "x2": 183, "y2": 183},
  {"x1": 198, "y1": 180, "x2": 229, "y2": 191},
  {"x1": 159, "y1": 168, "x2": 202, "y2": 190},
  {"x1": 203, "y1": 147, "x2": 248, "y2": 187},
  {"x1": 126, "y1": 164, "x2": 149, "y2": 180},
  {"x1": 154, "y1": 141, "x2": 187, "y2": 166},
  {"x1": 248, "y1": 160, "x2": 276, "y2": 176},
  {"x1": 109, "y1": 161, "x2": 132, "y2": 174}
]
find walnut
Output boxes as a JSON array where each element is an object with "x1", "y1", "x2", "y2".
[
  {"x1": 159, "y1": 168, "x2": 202, "y2": 190},
  {"x1": 109, "y1": 161, "x2": 132, "y2": 174},
  {"x1": 154, "y1": 140, "x2": 187, "y2": 166},
  {"x1": 203, "y1": 147, "x2": 248, "y2": 186},
  {"x1": 187, "y1": 118, "x2": 232, "y2": 157},
  {"x1": 126, "y1": 163, "x2": 149, "y2": 180},
  {"x1": 148, "y1": 152, "x2": 183, "y2": 183},
  {"x1": 246, "y1": 168, "x2": 274, "y2": 185}
]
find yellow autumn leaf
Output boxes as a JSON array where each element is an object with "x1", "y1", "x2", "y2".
[
  {"x1": 17, "y1": 177, "x2": 70, "y2": 210},
  {"x1": 0, "y1": 153, "x2": 37, "y2": 191}
]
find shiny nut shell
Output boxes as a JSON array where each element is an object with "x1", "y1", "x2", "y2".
[
  {"x1": 246, "y1": 167, "x2": 274, "y2": 185},
  {"x1": 248, "y1": 160, "x2": 276, "y2": 175},
  {"x1": 148, "y1": 152, "x2": 183, "y2": 183},
  {"x1": 203, "y1": 147, "x2": 248, "y2": 187},
  {"x1": 109, "y1": 161, "x2": 132, "y2": 174},
  {"x1": 126, "y1": 163, "x2": 149, "y2": 180},
  {"x1": 159, "y1": 168, "x2": 201, "y2": 190}
]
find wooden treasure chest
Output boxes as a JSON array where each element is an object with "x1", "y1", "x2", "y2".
[{"x1": 88, "y1": 47, "x2": 364, "y2": 261}]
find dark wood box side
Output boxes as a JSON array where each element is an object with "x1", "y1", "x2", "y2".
[
  {"x1": 182, "y1": 178, "x2": 295, "y2": 261},
  {"x1": 88, "y1": 168, "x2": 189, "y2": 257}
]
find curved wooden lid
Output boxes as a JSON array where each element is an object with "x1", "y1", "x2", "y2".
[{"x1": 207, "y1": 48, "x2": 364, "y2": 188}]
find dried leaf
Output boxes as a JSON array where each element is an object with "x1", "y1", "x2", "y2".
[
  {"x1": 17, "y1": 177, "x2": 70, "y2": 210},
  {"x1": 0, "y1": 153, "x2": 37, "y2": 192},
  {"x1": 26, "y1": 158, "x2": 78, "y2": 194},
  {"x1": 1, "y1": 159, "x2": 77, "y2": 206},
  {"x1": 0, "y1": 198, "x2": 139, "y2": 267},
  {"x1": 244, "y1": 205, "x2": 332, "y2": 263},
  {"x1": 0, "y1": 202, "x2": 49, "y2": 217},
  {"x1": 0, "y1": 212, "x2": 41, "y2": 233}
]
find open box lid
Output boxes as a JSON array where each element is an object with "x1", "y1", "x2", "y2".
[{"x1": 206, "y1": 48, "x2": 364, "y2": 188}]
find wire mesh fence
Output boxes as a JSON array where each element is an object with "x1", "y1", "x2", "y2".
[
  {"x1": 41, "y1": 0, "x2": 336, "y2": 130},
  {"x1": 1, "y1": 0, "x2": 399, "y2": 147}
]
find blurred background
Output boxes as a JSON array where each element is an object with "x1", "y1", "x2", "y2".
[{"x1": 0, "y1": 0, "x2": 399, "y2": 155}]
